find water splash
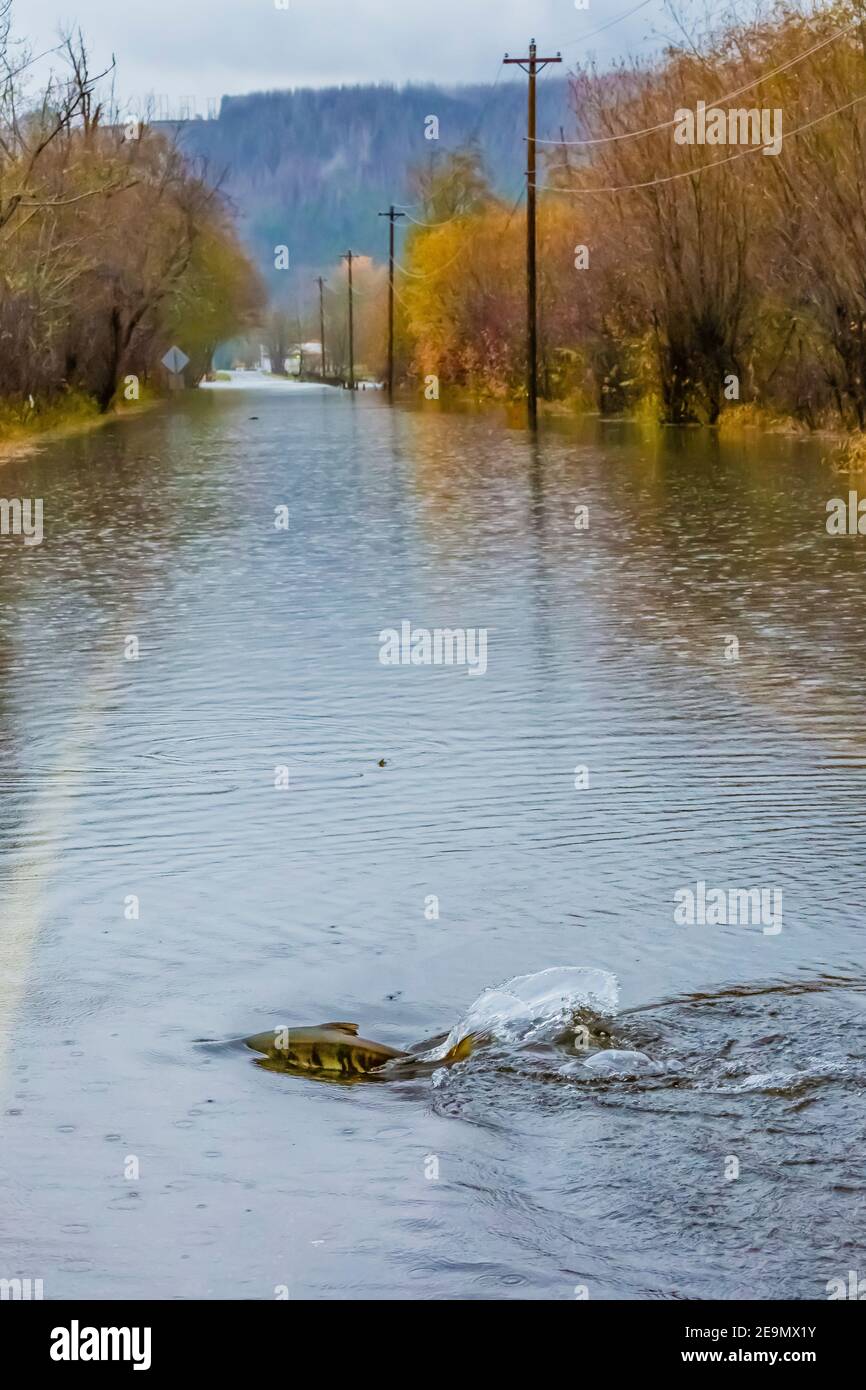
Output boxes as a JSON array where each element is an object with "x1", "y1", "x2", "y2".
[
  {"x1": 577, "y1": 1049, "x2": 662, "y2": 1078},
  {"x1": 426, "y1": 966, "x2": 619, "y2": 1060}
]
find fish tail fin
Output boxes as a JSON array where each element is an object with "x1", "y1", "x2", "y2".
[{"x1": 442, "y1": 1033, "x2": 475, "y2": 1065}]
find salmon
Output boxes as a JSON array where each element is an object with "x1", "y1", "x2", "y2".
[{"x1": 243, "y1": 1021, "x2": 474, "y2": 1075}]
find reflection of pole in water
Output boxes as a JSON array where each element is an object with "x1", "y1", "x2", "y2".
[{"x1": 526, "y1": 433, "x2": 555, "y2": 686}]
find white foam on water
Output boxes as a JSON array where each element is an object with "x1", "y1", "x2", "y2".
[
  {"x1": 427, "y1": 966, "x2": 620, "y2": 1060},
  {"x1": 708, "y1": 1059, "x2": 854, "y2": 1094}
]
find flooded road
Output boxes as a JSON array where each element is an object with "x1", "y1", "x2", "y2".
[{"x1": 1, "y1": 379, "x2": 864, "y2": 1299}]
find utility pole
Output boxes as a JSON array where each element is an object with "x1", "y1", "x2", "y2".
[
  {"x1": 316, "y1": 276, "x2": 327, "y2": 379},
  {"x1": 341, "y1": 250, "x2": 356, "y2": 389},
  {"x1": 504, "y1": 39, "x2": 561, "y2": 429},
  {"x1": 378, "y1": 205, "x2": 406, "y2": 397}
]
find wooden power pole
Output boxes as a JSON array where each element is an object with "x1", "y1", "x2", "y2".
[
  {"x1": 504, "y1": 39, "x2": 561, "y2": 429},
  {"x1": 378, "y1": 205, "x2": 406, "y2": 397},
  {"x1": 316, "y1": 276, "x2": 327, "y2": 379},
  {"x1": 341, "y1": 250, "x2": 356, "y2": 389}
]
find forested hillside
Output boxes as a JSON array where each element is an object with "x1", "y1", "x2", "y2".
[{"x1": 174, "y1": 79, "x2": 574, "y2": 286}]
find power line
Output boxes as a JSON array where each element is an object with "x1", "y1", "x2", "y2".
[
  {"x1": 390, "y1": 276, "x2": 416, "y2": 325},
  {"x1": 534, "y1": 90, "x2": 866, "y2": 195},
  {"x1": 468, "y1": 56, "x2": 506, "y2": 141},
  {"x1": 503, "y1": 184, "x2": 526, "y2": 231},
  {"x1": 393, "y1": 56, "x2": 505, "y2": 217},
  {"x1": 393, "y1": 171, "x2": 527, "y2": 279},
  {"x1": 397, "y1": 245, "x2": 465, "y2": 280},
  {"x1": 391, "y1": 0, "x2": 655, "y2": 218},
  {"x1": 398, "y1": 209, "x2": 470, "y2": 229},
  {"x1": 339, "y1": 277, "x2": 386, "y2": 301},
  {"x1": 535, "y1": 15, "x2": 862, "y2": 148},
  {"x1": 557, "y1": 0, "x2": 657, "y2": 52}
]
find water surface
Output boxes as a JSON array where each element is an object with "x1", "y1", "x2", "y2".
[{"x1": 1, "y1": 381, "x2": 864, "y2": 1299}]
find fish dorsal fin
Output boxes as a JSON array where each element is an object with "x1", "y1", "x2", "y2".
[{"x1": 321, "y1": 1021, "x2": 359, "y2": 1035}]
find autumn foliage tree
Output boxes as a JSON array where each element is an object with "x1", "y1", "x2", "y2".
[
  {"x1": 0, "y1": 6, "x2": 264, "y2": 420},
  {"x1": 394, "y1": 2, "x2": 866, "y2": 429}
]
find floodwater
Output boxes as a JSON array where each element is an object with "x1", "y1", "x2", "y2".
[{"x1": 1, "y1": 376, "x2": 864, "y2": 1300}]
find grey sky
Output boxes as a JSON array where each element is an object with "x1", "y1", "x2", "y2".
[{"x1": 18, "y1": 0, "x2": 676, "y2": 111}]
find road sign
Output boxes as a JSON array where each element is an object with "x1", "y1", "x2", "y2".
[{"x1": 161, "y1": 346, "x2": 190, "y2": 375}]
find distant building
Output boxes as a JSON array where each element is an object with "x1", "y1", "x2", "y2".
[{"x1": 260, "y1": 343, "x2": 323, "y2": 375}]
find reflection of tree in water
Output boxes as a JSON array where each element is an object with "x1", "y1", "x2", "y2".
[
  {"x1": 397, "y1": 405, "x2": 866, "y2": 751},
  {"x1": 0, "y1": 395, "x2": 246, "y2": 781},
  {"x1": 557, "y1": 421, "x2": 866, "y2": 754}
]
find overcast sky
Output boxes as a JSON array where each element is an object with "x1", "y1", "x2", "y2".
[{"x1": 18, "y1": 0, "x2": 681, "y2": 113}]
